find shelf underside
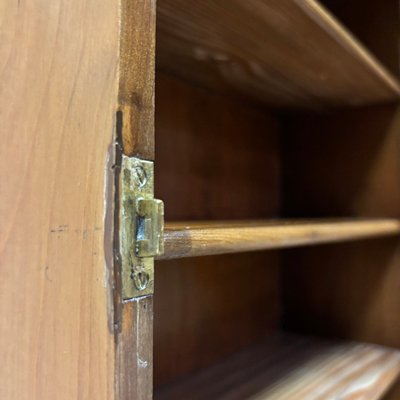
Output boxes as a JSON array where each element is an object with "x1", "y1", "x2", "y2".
[
  {"x1": 160, "y1": 219, "x2": 400, "y2": 260},
  {"x1": 157, "y1": 0, "x2": 400, "y2": 108},
  {"x1": 155, "y1": 334, "x2": 400, "y2": 400}
]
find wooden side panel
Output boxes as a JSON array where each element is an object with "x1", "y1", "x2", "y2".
[
  {"x1": 0, "y1": 0, "x2": 119, "y2": 398},
  {"x1": 282, "y1": 105, "x2": 400, "y2": 347},
  {"x1": 154, "y1": 74, "x2": 281, "y2": 386}
]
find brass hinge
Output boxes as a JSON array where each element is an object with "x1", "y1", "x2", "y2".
[{"x1": 119, "y1": 155, "x2": 164, "y2": 300}]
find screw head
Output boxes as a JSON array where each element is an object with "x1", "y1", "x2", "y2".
[
  {"x1": 134, "y1": 165, "x2": 147, "y2": 187},
  {"x1": 131, "y1": 270, "x2": 149, "y2": 291}
]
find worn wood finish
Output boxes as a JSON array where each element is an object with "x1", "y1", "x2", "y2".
[
  {"x1": 119, "y1": 0, "x2": 155, "y2": 159},
  {"x1": 157, "y1": 0, "x2": 400, "y2": 108},
  {"x1": 0, "y1": 0, "x2": 119, "y2": 398},
  {"x1": 154, "y1": 74, "x2": 281, "y2": 386},
  {"x1": 116, "y1": 0, "x2": 157, "y2": 398},
  {"x1": 160, "y1": 219, "x2": 400, "y2": 260},
  {"x1": 116, "y1": 298, "x2": 153, "y2": 399},
  {"x1": 282, "y1": 104, "x2": 400, "y2": 348},
  {"x1": 155, "y1": 334, "x2": 400, "y2": 400}
]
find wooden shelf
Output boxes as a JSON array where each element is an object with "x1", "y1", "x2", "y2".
[
  {"x1": 155, "y1": 334, "x2": 400, "y2": 400},
  {"x1": 157, "y1": 0, "x2": 400, "y2": 108},
  {"x1": 159, "y1": 219, "x2": 400, "y2": 260}
]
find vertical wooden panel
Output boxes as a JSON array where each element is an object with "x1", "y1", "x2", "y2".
[
  {"x1": 119, "y1": 0, "x2": 155, "y2": 159},
  {"x1": 116, "y1": 298, "x2": 153, "y2": 399},
  {"x1": 0, "y1": 0, "x2": 119, "y2": 398},
  {"x1": 115, "y1": 0, "x2": 156, "y2": 399}
]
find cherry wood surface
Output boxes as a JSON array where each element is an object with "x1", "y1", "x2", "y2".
[{"x1": 0, "y1": 0, "x2": 119, "y2": 398}]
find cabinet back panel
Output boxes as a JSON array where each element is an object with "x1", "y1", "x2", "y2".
[
  {"x1": 283, "y1": 104, "x2": 400, "y2": 218},
  {"x1": 154, "y1": 74, "x2": 281, "y2": 386},
  {"x1": 155, "y1": 73, "x2": 280, "y2": 220},
  {"x1": 282, "y1": 104, "x2": 400, "y2": 347},
  {"x1": 283, "y1": 238, "x2": 400, "y2": 347}
]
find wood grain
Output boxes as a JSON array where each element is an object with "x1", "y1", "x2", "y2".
[
  {"x1": 115, "y1": 0, "x2": 157, "y2": 398},
  {"x1": 154, "y1": 73, "x2": 280, "y2": 221},
  {"x1": 0, "y1": 0, "x2": 119, "y2": 398},
  {"x1": 154, "y1": 252, "x2": 280, "y2": 387},
  {"x1": 119, "y1": 0, "x2": 155, "y2": 159},
  {"x1": 154, "y1": 74, "x2": 280, "y2": 386},
  {"x1": 283, "y1": 238, "x2": 400, "y2": 348},
  {"x1": 282, "y1": 105, "x2": 400, "y2": 219},
  {"x1": 282, "y1": 104, "x2": 400, "y2": 348},
  {"x1": 155, "y1": 334, "x2": 400, "y2": 400},
  {"x1": 116, "y1": 298, "x2": 153, "y2": 400},
  {"x1": 157, "y1": 0, "x2": 400, "y2": 108},
  {"x1": 160, "y1": 219, "x2": 400, "y2": 259}
]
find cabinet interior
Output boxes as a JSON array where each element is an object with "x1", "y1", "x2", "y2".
[{"x1": 152, "y1": 0, "x2": 400, "y2": 398}]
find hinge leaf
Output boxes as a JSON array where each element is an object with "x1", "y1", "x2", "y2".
[{"x1": 119, "y1": 155, "x2": 164, "y2": 300}]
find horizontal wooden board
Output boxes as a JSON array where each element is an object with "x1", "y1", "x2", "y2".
[
  {"x1": 160, "y1": 219, "x2": 400, "y2": 259},
  {"x1": 156, "y1": 0, "x2": 400, "y2": 108},
  {"x1": 155, "y1": 334, "x2": 400, "y2": 400}
]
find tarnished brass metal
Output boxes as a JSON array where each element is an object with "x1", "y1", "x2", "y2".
[{"x1": 119, "y1": 155, "x2": 164, "y2": 300}]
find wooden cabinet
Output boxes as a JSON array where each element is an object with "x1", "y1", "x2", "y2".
[{"x1": 1, "y1": 0, "x2": 400, "y2": 399}]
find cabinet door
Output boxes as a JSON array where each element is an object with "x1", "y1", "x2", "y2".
[{"x1": 0, "y1": 0, "x2": 155, "y2": 399}]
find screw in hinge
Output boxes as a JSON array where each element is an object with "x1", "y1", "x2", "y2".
[
  {"x1": 131, "y1": 266, "x2": 149, "y2": 291},
  {"x1": 133, "y1": 165, "x2": 147, "y2": 187}
]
